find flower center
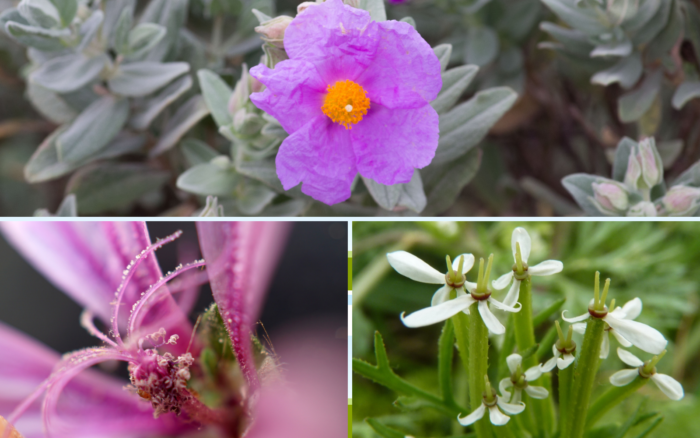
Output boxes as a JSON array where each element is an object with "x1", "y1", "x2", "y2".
[{"x1": 321, "y1": 80, "x2": 370, "y2": 129}]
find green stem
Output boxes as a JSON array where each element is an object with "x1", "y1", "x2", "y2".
[
  {"x1": 439, "y1": 319, "x2": 462, "y2": 413},
  {"x1": 452, "y1": 312, "x2": 471, "y2": 408},
  {"x1": 565, "y1": 317, "x2": 605, "y2": 438},
  {"x1": 468, "y1": 308, "x2": 493, "y2": 438},
  {"x1": 586, "y1": 377, "x2": 647, "y2": 428},
  {"x1": 558, "y1": 363, "x2": 574, "y2": 434}
]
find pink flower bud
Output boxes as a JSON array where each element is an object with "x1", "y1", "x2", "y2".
[
  {"x1": 662, "y1": 185, "x2": 700, "y2": 216},
  {"x1": 624, "y1": 152, "x2": 642, "y2": 190},
  {"x1": 254, "y1": 15, "x2": 293, "y2": 49},
  {"x1": 638, "y1": 138, "x2": 662, "y2": 188},
  {"x1": 592, "y1": 182, "x2": 629, "y2": 214},
  {"x1": 626, "y1": 201, "x2": 657, "y2": 217}
]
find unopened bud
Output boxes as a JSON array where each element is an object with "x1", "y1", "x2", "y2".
[
  {"x1": 228, "y1": 64, "x2": 263, "y2": 116},
  {"x1": 625, "y1": 138, "x2": 663, "y2": 190},
  {"x1": 254, "y1": 15, "x2": 292, "y2": 49},
  {"x1": 297, "y1": 1, "x2": 318, "y2": 14},
  {"x1": 591, "y1": 181, "x2": 629, "y2": 215},
  {"x1": 262, "y1": 44, "x2": 289, "y2": 69},
  {"x1": 626, "y1": 201, "x2": 657, "y2": 217},
  {"x1": 233, "y1": 108, "x2": 265, "y2": 136},
  {"x1": 662, "y1": 185, "x2": 700, "y2": 216}
]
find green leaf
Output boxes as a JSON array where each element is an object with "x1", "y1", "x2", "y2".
[
  {"x1": 536, "y1": 325, "x2": 557, "y2": 362},
  {"x1": 6, "y1": 21, "x2": 68, "y2": 51},
  {"x1": 180, "y1": 139, "x2": 220, "y2": 167},
  {"x1": 19, "y1": 0, "x2": 61, "y2": 29},
  {"x1": 612, "y1": 137, "x2": 638, "y2": 182},
  {"x1": 130, "y1": 75, "x2": 193, "y2": 130},
  {"x1": 533, "y1": 298, "x2": 566, "y2": 327},
  {"x1": 431, "y1": 65, "x2": 479, "y2": 114},
  {"x1": 108, "y1": 62, "x2": 190, "y2": 97},
  {"x1": 66, "y1": 163, "x2": 170, "y2": 214},
  {"x1": 618, "y1": 70, "x2": 662, "y2": 123},
  {"x1": 30, "y1": 53, "x2": 108, "y2": 93},
  {"x1": 362, "y1": 171, "x2": 426, "y2": 213},
  {"x1": 77, "y1": 10, "x2": 103, "y2": 52},
  {"x1": 34, "y1": 193, "x2": 77, "y2": 217},
  {"x1": 465, "y1": 26, "x2": 499, "y2": 66},
  {"x1": 176, "y1": 160, "x2": 239, "y2": 197},
  {"x1": 561, "y1": 173, "x2": 604, "y2": 216},
  {"x1": 150, "y1": 95, "x2": 210, "y2": 156},
  {"x1": 646, "y1": 0, "x2": 682, "y2": 61},
  {"x1": 365, "y1": 418, "x2": 406, "y2": 438},
  {"x1": 399, "y1": 16, "x2": 415, "y2": 28},
  {"x1": 50, "y1": 0, "x2": 77, "y2": 27},
  {"x1": 358, "y1": 0, "x2": 386, "y2": 22},
  {"x1": 26, "y1": 82, "x2": 77, "y2": 124},
  {"x1": 674, "y1": 160, "x2": 700, "y2": 187},
  {"x1": 433, "y1": 44, "x2": 452, "y2": 72},
  {"x1": 540, "y1": 0, "x2": 609, "y2": 36},
  {"x1": 128, "y1": 23, "x2": 167, "y2": 59},
  {"x1": 591, "y1": 54, "x2": 642, "y2": 89},
  {"x1": 237, "y1": 183, "x2": 277, "y2": 215},
  {"x1": 672, "y1": 81, "x2": 700, "y2": 110},
  {"x1": 198, "y1": 69, "x2": 234, "y2": 128},
  {"x1": 519, "y1": 343, "x2": 540, "y2": 361},
  {"x1": 138, "y1": 0, "x2": 187, "y2": 62},
  {"x1": 421, "y1": 147, "x2": 482, "y2": 216},
  {"x1": 438, "y1": 319, "x2": 458, "y2": 409},
  {"x1": 113, "y1": 6, "x2": 133, "y2": 55}
]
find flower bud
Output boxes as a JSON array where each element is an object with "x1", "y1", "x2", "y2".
[
  {"x1": 254, "y1": 15, "x2": 292, "y2": 49},
  {"x1": 297, "y1": 1, "x2": 319, "y2": 14},
  {"x1": 626, "y1": 201, "x2": 657, "y2": 217},
  {"x1": 228, "y1": 64, "x2": 263, "y2": 116},
  {"x1": 661, "y1": 185, "x2": 700, "y2": 216},
  {"x1": 624, "y1": 138, "x2": 663, "y2": 190},
  {"x1": 233, "y1": 108, "x2": 265, "y2": 136},
  {"x1": 262, "y1": 43, "x2": 289, "y2": 69},
  {"x1": 591, "y1": 181, "x2": 629, "y2": 215}
]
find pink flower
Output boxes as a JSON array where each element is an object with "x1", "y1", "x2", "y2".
[{"x1": 250, "y1": 0, "x2": 441, "y2": 205}]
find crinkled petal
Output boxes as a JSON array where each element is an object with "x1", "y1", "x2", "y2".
[
  {"x1": 600, "y1": 332, "x2": 610, "y2": 359},
  {"x1": 496, "y1": 400, "x2": 526, "y2": 415},
  {"x1": 610, "y1": 369, "x2": 639, "y2": 387},
  {"x1": 386, "y1": 251, "x2": 445, "y2": 284},
  {"x1": 542, "y1": 356, "x2": 557, "y2": 372},
  {"x1": 357, "y1": 20, "x2": 441, "y2": 109},
  {"x1": 457, "y1": 404, "x2": 485, "y2": 426},
  {"x1": 511, "y1": 227, "x2": 531, "y2": 263},
  {"x1": 492, "y1": 271, "x2": 513, "y2": 290},
  {"x1": 488, "y1": 406, "x2": 510, "y2": 426},
  {"x1": 506, "y1": 354, "x2": 523, "y2": 375},
  {"x1": 249, "y1": 60, "x2": 326, "y2": 134},
  {"x1": 452, "y1": 253, "x2": 475, "y2": 275},
  {"x1": 524, "y1": 365, "x2": 543, "y2": 381},
  {"x1": 562, "y1": 311, "x2": 590, "y2": 323},
  {"x1": 528, "y1": 260, "x2": 563, "y2": 276},
  {"x1": 487, "y1": 297, "x2": 521, "y2": 313},
  {"x1": 604, "y1": 314, "x2": 667, "y2": 354},
  {"x1": 617, "y1": 348, "x2": 644, "y2": 367},
  {"x1": 275, "y1": 116, "x2": 357, "y2": 205},
  {"x1": 284, "y1": 0, "x2": 379, "y2": 84},
  {"x1": 501, "y1": 280, "x2": 521, "y2": 308},
  {"x1": 651, "y1": 373, "x2": 684, "y2": 400},
  {"x1": 479, "y1": 301, "x2": 505, "y2": 335},
  {"x1": 401, "y1": 295, "x2": 475, "y2": 327},
  {"x1": 558, "y1": 353, "x2": 575, "y2": 370},
  {"x1": 499, "y1": 378, "x2": 513, "y2": 401},
  {"x1": 611, "y1": 329, "x2": 633, "y2": 347},
  {"x1": 524, "y1": 385, "x2": 549, "y2": 399},
  {"x1": 621, "y1": 297, "x2": 642, "y2": 320},
  {"x1": 351, "y1": 103, "x2": 439, "y2": 185},
  {"x1": 431, "y1": 285, "x2": 452, "y2": 306}
]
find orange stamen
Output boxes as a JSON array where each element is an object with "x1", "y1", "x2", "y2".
[{"x1": 321, "y1": 80, "x2": 370, "y2": 129}]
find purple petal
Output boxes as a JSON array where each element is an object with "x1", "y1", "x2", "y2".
[
  {"x1": 276, "y1": 116, "x2": 357, "y2": 205},
  {"x1": 358, "y1": 20, "x2": 442, "y2": 109},
  {"x1": 351, "y1": 103, "x2": 438, "y2": 185},
  {"x1": 196, "y1": 222, "x2": 291, "y2": 391},
  {"x1": 249, "y1": 60, "x2": 326, "y2": 134},
  {"x1": 284, "y1": 0, "x2": 380, "y2": 84}
]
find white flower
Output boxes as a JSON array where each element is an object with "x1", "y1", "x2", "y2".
[
  {"x1": 542, "y1": 343, "x2": 575, "y2": 370},
  {"x1": 457, "y1": 375, "x2": 526, "y2": 427},
  {"x1": 387, "y1": 251, "x2": 476, "y2": 306},
  {"x1": 610, "y1": 348, "x2": 683, "y2": 401},
  {"x1": 571, "y1": 298, "x2": 641, "y2": 359},
  {"x1": 562, "y1": 297, "x2": 666, "y2": 355},
  {"x1": 499, "y1": 354, "x2": 550, "y2": 404},
  {"x1": 492, "y1": 228, "x2": 563, "y2": 307}
]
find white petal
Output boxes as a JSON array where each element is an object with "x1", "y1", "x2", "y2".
[
  {"x1": 387, "y1": 251, "x2": 445, "y2": 284},
  {"x1": 452, "y1": 253, "x2": 475, "y2": 274},
  {"x1": 499, "y1": 378, "x2": 513, "y2": 401},
  {"x1": 488, "y1": 296, "x2": 521, "y2": 313},
  {"x1": 617, "y1": 347, "x2": 643, "y2": 367},
  {"x1": 524, "y1": 385, "x2": 549, "y2": 399},
  {"x1": 562, "y1": 311, "x2": 590, "y2": 323},
  {"x1": 492, "y1": 272, "x2": 514, "y2": 290},
  {"x1": 621, "y1": 297, "x2": 642, "y2": 320},
  {"x1": 524, "y1": 365, "x2": 543, "y2": 381},
  {"x1": 651, "y1": 373, "x2": 684, "y2": 401},
  {"x1": 497, "y1": 400, "x2": 526, "y2": 415},
  {"x1": 611, "y1": 329, "x2": 633, "y2": 347},
  {"x1": 609, "y1": 369, "x2": 639, "y2": 386},
  {"x1": 558, "y1": 353, "x2": 575, "y2": 370},
  {"x1": 551, "y1": 344, "x2": 560, "y2": 357},
  {"x1": 604, "y1": 314, "x2": 667, "y2": 354},
  {"x1": 600, "y1": 331, "x2": 610, "y2": 359},
  {"x1": 401, "y1": 295, "x2": 475, "y2": 327},
  {"x1": 511, "y1": 227, "x2": 531, "y2": 263},
  {"x1": 465, "y1": 281, "x2": 478, "y2": 293},
  {"x1": 542, "y1": 356, "x2": 557, "y2": 372},
  {"x1": 506, "y1": 354, "x2": 523, "y2": 375},
  {"x1": 572, "y1": 322, "x2": 587, "y2": 334},
  {"x1": 501, "y1": 280, "x2": 521, "y2": 308},
  {"x1": 479, "y1": 301, "x2": 506, "y2": 334},
  {"x1": 488, "y1": 406, "x2": 511, "y2": 426},
  {"x1": 528, "y1": 260, "x2": 563, "y2": 276},
  {"x1": 431, "y1": 285, "x2": 452, "y2": 306},
  {"x1": 457, "y1": 403, "x2": 486, "y2": 426}
]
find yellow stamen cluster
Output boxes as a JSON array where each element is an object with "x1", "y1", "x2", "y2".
[{"x1": 321, "y1": 80, "x2": 370, "y2": 129}]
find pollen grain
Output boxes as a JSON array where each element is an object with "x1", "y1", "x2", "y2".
[{"x1": 321, "y1": 80, "x2": 370, "y2": 129}]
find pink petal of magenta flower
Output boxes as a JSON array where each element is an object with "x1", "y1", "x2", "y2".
[
  {"x1": 196, "y1": 222, "x2": 291, "y2": 391},
  {"x1": 249, "y1": 0, "x2": 441, "y2": 205}
]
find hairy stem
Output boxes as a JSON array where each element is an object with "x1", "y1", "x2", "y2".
[
  {"x1": 557, "y1": 363, "x2": 574, "y2": 434},
  {"x1": 469, "y1": 309, "x2": 493, "y2": 438}
]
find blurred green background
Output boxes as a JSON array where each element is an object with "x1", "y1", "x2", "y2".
[{"x1": 352, "y1": 221, "x2": 700, "y2": 438}]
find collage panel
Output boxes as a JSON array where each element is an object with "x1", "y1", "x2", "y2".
[
  {"x1": 0, "y1": 221, "x2": 348, "y2": 438},
  {"x1": 351, "y1": 221, "x2": 700, "y2": 438}
]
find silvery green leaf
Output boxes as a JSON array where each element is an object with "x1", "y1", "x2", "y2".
[
  {"x1": 55, "y1": 193, "x2": 77, "y2": 216},
  {"x1": 657, "y1": 140, "x2": 683, "y2": 169},
  {"x1": 433, "y1": 44, "x2": 452, "y2": 72},
  {"x1": 362, "y1": 177, "x2": 401, "y2": 210},
  {"x1": 540, "y1": 0, "x2": 609, "y2": 36},
  {"x1": 612, "y1": 137, "x2": 637, "y2": 182},
  {"x1": 18, "y1": 0, "x2": 60, "y2": 29},
  {"x1": 465, "y1": 26, "x2": 499, "y2": 66},
  {"x1": 150, "y1": 94, "x2": 210, "y2": 156},
  {"x1": 591, "y1": 53, "x2": 642, "y2": 89},
  {"x1": 498, "y1": 47, "x2": 524, "y2": 75},
  {"x1": 618, "y1": 69, "x2": 662, "y2": 123},
  {"x1": 198, "y1": 69, "x2": 233, "y2": 128},
  {"x1": 674, "y1": 160, "x2": 700, "y2": 187},
  {"x1": 399, "y1": 17, "x2": 416, "y2": 29},
  {"x1": 498, "y1": 0, "x2": 541, "y2": 41},
  {"x1": 539, "y1": 22, "x2": 594, "y2": 57},
  {"x1": 259, "y1": 199, "x2": 308, "y2": 216},
  {"x1": 1, "y1": 8, "x2": 30, "y2": 32},
  {"x1": 77, "y1": 10, "x2": 103, "y2": 52},
  {"x1": 434, "y1": 87, "x2": 517, "y2": 164},
  {"x1": 421, "y1": 147, "x2": 481, "y2": 216},
  {"x1": 646, "y1": 0, "x2": 682, "y2": 61},
  {"x1": 671, "y1": 82, "x2": 700, "y2": 110},
  {"x1": 5, "y1": 21, "x2": 69, "y2": 51},
  {"x1": 178, "y1": 28, "x2": 208, "y2": 73},
  {"x1": 520, "y1": 176, "x2": 580, "y2": 215},
  {"x1": 26, "y1": 81, "x2": 77, "y2": 124},
  {"x1": 181, "y1": 138, "x2": 220, "y2": 167},
  {"x1": 57, "y1": 96, "x2": 130, "y2": 162},
  {"x1": 686, "y1": 3, "x2": 700, "y2": 64},
  {"x1": 251, "y1": 8, "x2": 272, "y2": 24},
  {"x1": 237, "y1": 183, "x2": 277, "y2": 215},
  {"x1": 25, "y1": 130, "x2": 145, "y2": 183},
  {"x1": 629, "y1": 0, "x2": 670, "y2": 45},
  {"x1": 561, "y1": 173, "x2": 607, "y2": 216},
  {"x1": 464, "y1": 0, "x2": 492, "y2": 14},
  {"x1": 225, "y1": 34, "x2": 264, "y2": 57},
  {"x1": 30, "y1": 53, "x2": 108, "y2": 93},
  {"x1": 237, "y1": 0, "x2": 275, "y2": 33},
  {"x1": 60, "y1": 86, "x2": 99, "y2": 112},
  {"x1": 260, "y1": 122, "x2": 287, "y2": 139},
  {"x1": 50, "y1": 0, "x2": 78, "y2": 27},
  {"x1": 590, "y1": 38, "x2": 632, "y2": 58},
  {"x1": 431, "y1": 64, "x2": 479, "y2": 114},
  {"x1": 622, "y1": 0, "x2": 661, "y2": 34},
  {"x1": 125, "y1": 23, "x2": 166, "y2": 59},
  {"x1": 397, "y1": 170, "x2": 427, "y2": 213},
  {"x1": 358, "y1": 0, "x2": 386, "y2": 22},
  {"x1": 102, "y1": 0, "x2": 134, "y2": 45},
  {"x1": 176, "y1": 160, "x2": 239, "y2": 197},
  {"x1": 66, "y1": 163, "x2": 170, "y2": 214},
  {"x1": 235, "y1": 157, "x2": 284, "y2": 193},
  {"x1": 130, "y1": 75, "x2": 192, "y2": 130},
  {"x1": 108, "y1": 62, "x2": 189, "y2": 97},
  {"x1": 113, "y1": 6, "x2": 133, "y2": 55},
  {"x1": 139, "y1": 0, "x2": 187, "y2": 62}
]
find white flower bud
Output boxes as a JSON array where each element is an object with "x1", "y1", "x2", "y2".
[
  {"x1": 624, "y1": 138, "x2": 663, "y2": 190},
  {"x1": 662, "y1": 185, "x2": 700, "y2": 216},
  {"x1": 626, "y1": 201, "x2": 657, "y2": 217},
  {"x1": 254, "y1": 15, "x2": 293, "y2": 49},
  {"x1": 591, "y1": 182, "x2": 629, "y2": 215}
]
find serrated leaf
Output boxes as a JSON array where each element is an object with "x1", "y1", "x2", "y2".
[
  {"x1": 465, "y1": 26, "x2": 499, "y2": 66},
  {"x1": 618, "y1": 70, "x2": 662, "y2": 123},
  {"x1": 176, "y1": 161, "x2": 239, "y2": 197},
  {"x1": 150, "y1": 94, "x2": 210, "y2": 156},
  {"x1": 421, "y1": 148, "x2": 482, "y2": 215},
  {"x1": 198, "y1": 69, "x2": 233, "y2": 128},
  {"x1": 431, "y1": 65, "x2": 479, "y2": 114},
  {"x1": 30, "y1": 53, "x2": 108, "y2": 93},
  {"x1": 108, "y1": 62, "x2": 189, "y2": 97}
]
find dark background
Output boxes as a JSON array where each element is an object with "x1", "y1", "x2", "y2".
[{"x1": 0, "y1": 221, "x2": 348, "y2": 357}]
